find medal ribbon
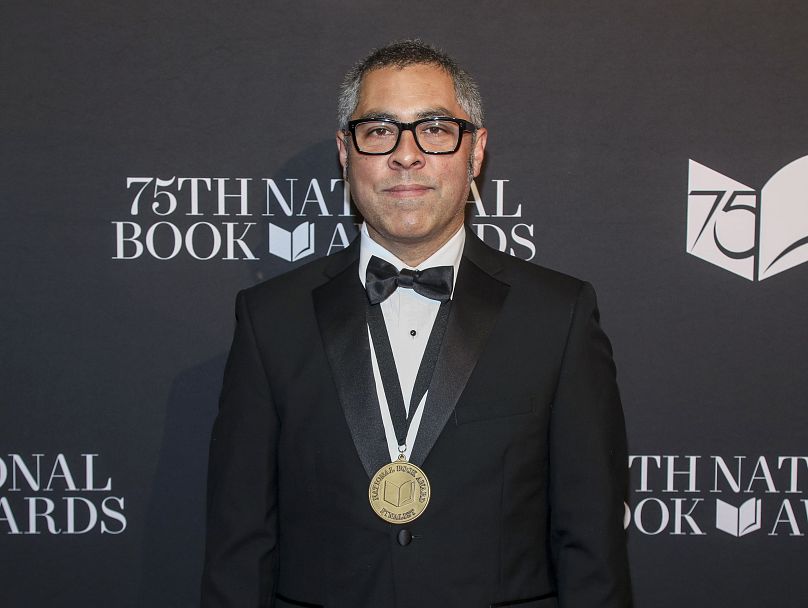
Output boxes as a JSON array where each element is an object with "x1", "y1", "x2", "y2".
[{"x1": 366, "y1": 300, "x2": 451, "y2": 448}]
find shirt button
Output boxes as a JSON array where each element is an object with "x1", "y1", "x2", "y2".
[
  {"x1": 397, "y1": 529, "x2": 413, "y2": 546},
  {"x1": 410, "y1": 329, "x2": 417, "y2": 337}
]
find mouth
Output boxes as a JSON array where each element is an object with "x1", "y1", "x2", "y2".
[{"x1": 383, "y1": 184, "x2": 433, "y2": 198}]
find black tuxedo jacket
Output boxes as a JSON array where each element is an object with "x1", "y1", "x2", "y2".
[{"x1": 201, "y1": 230, "x2": 631, "y2": 608}]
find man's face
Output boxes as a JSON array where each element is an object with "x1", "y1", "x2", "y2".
[{"x1": 336, "y1": 64, "x2": 487, "y2": 260}]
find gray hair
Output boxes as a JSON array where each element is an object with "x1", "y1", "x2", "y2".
[{"x1": 337, "y1": 40, "x2": 484, "y2": 131}]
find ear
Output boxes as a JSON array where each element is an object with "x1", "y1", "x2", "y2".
[
  {"x1": 336, "y1": 130, "x2": 349, "y2": 180},
  {"x1": 470, "y1": 127, "x2": 488, "y2": 178}
]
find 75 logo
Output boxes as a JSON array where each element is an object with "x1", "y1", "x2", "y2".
[{"x1": 687, "y1": 157, "x2": 808, "y2": 281}]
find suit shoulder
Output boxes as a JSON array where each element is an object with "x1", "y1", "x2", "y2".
[{"x1": 482, "y1": 245, "x2": 589, "y2": 304}]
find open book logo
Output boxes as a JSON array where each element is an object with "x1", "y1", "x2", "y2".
[
  {"x1": 268, "y1": 221, "x2": 315, "y2": 262},
  {"x1": 687, "y1": 156, "x2": 808, "y2": 281},
  {"x1": 383, "y1": 478, "x2": 415, "y2": 508},
  {"x1": 715, "y1": 497, "x2": 761, "y2": 537}
]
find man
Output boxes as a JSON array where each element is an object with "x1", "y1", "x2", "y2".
[{"x1": 201, "y1": 40, "x2": 631, "y2": 608}]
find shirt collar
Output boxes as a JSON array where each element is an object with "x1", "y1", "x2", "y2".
[{"x1": 358, "y1": 223, "x2": 465, "y2": 298}]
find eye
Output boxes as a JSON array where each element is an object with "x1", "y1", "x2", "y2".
[
  {"x1": 417, "y1": 120, "x2": 457, "y2": 140},
  {"x1": 422, "y1": 122, "x2": 450, "y2": 135},
  {"x1": 359, "y1": 122, "x2": 397, "y2": 138},
  {"x1": 369, "y1": 127, "x2": 394, "y2": 137}
]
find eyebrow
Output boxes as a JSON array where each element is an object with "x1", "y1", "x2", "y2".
[
  {"x1": 415, "y1": 107, "x2": 456, "y2": 119},
  {"x1": 355, "y1": 107, "x2": 459, "y2": 122},
  {"x1": 355, "y1": 110, "x2": 398, "y2": 121}
]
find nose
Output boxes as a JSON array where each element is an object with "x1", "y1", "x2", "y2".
[{"x1": 388, "y1": 129, "x2": 424, "y2": 170}]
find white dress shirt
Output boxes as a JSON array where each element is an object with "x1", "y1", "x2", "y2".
[{"x1": 358, "y1": 223, "x2": 465, "y2": 462}]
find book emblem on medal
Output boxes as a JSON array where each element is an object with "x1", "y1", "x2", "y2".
[{"x1": 384, "y1": 478, "x2": 415, "y2": 507}]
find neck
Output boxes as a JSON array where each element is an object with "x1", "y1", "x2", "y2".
[{"x1": 367, "y1": 225, "x2": 462, "y2": 267}]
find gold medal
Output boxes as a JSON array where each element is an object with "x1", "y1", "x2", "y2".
[{"x1": 368, "y1": 454, "x2": 431, "y2": 524}]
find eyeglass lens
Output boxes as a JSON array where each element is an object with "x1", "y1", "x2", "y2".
[{"x1": 354, "y1": 119, "x2": 462, "y2": 153}]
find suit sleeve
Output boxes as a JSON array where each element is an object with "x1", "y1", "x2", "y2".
[
  {"x1": 201, "y1": 290, "x2": 280, "y2": 608},
  {"x1": 549, "y1": 282, "x2": 632, "y2": 607}
]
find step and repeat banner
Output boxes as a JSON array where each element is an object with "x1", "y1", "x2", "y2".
[{"x1": 2, "y1": 2, "x2": 807, "y2": 606}]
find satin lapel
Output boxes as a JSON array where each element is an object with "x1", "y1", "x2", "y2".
[
  {"x1": 409, "y1": 232, "x2": 510, "y2": 467},
  {"x1": 312, "y1": 244, "x2": 390, "y2": 479}
]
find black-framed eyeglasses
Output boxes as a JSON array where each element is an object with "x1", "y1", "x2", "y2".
[{"x1": 345, "y1": 116, "x2": 478, "y2": 155}]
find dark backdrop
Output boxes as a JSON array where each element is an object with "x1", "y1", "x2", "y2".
[{"x1": 2, "y1": 1, "x2": 807, "y2": 606}]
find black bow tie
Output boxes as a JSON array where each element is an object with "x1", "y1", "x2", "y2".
[{"x1": 365, "y1": 255, "x2": 454, "y2": 305}]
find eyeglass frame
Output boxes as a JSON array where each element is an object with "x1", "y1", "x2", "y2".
[{"x1": 344, "y1": 116, "x2": 479, "y2": 155}]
